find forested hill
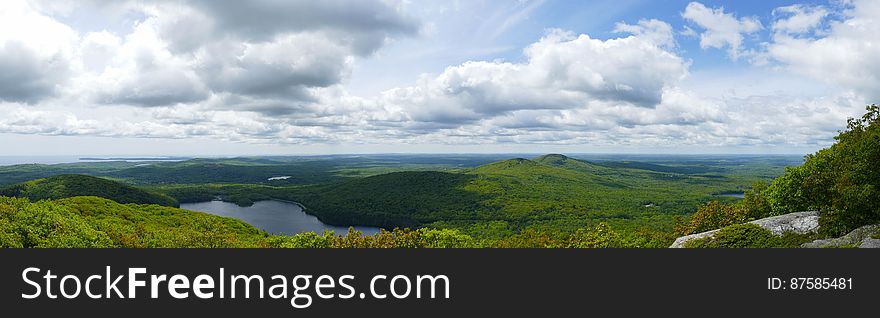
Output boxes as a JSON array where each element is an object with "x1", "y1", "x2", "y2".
[
  {"x1": 278, "y1": 154, "x2": 759, "y2": 230},
  {"x1": 0, "y1": 174, "x2": 178, "y2": 207}
]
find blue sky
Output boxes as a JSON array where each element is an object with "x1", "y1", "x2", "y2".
[
  {"x1": 350, "y1": 0, "x2": 837, "y2": 96},
  {"x1": 0, "y1": 0, "x2": 876, "y2": 155}
]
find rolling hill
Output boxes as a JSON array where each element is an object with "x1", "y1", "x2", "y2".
[
  {"x1": 291, "y1": 171, "x2": 487, "y2": 228},
  {"x1": 0, "y1": 174, "x2": 179, "y2": 207},
  {"x1": 268, "y1": 154, "x2": 755, "y2": 231}
]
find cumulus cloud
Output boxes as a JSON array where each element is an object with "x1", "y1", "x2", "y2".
[
  {"x1": 682, "y1": 2, "x2": 762, "y2": 59},
  {"x1": 766, "y1": 0, "x2": 880, "y2": 101},
  {"x1": 86, "y1": 22, "x2": 209, "y2": 107},
  {"x1": 0, "y1": 0, "x2": 77, "y2": 103},
  {"x1": 195, "y1": 33, "x2": 352, "y2": 101},
  {"x1": 0, "y1": 42, "x2": 70, "y2": 104},
  {"x1": 0, "y1": 0, "x2": 874, "y2": 152},
  {"x1": 156, "y1": 0, "x2": 417, "y2": 53},
  {"x1": 377, "y1": 27, "x2": 689, "y2": 128},
  {"x1": 1, "y1": 0, "x2": 419, "y2": 110},
  {"x1": 137, "y1": 0, "x2": 419, "y2": 107}
]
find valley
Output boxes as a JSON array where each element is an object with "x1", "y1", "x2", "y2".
[{"x1": 0, "y1": 152, "x2": 802, "y2": 246}]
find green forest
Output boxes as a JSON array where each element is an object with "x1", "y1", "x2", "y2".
[{"x1": 1, "y1": 105, "x2": 877, "y2": 248}]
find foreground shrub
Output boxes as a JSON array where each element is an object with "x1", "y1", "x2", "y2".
[
  {"x1": 0, "y1": 196, "x2": 269, "y2": 248},
  {"x1": 271, "y1": 228, "x2": 478, "y2": 248},
  {"x1": 685, "y1": 224, "x2": 780, "y2": 248},
  {"x1": 566, "y1": 223, "x2": 620, "y2": 248},
  {"x1": 0, "y1": 196, "x2": 113, "y2": 248},
  {"x1": 269, "y1": 231, "x2": 332, "y2": 248},
  {"x1": 763, "y1": 105, "x2": 880, "y2": 236},
  {"x1": 675, "y1": 201, "x2": 751, "y2": 236},
  {"x1": 270, "y1": 223, "x2": 669, "y2": 248},
  {"x1": 676, "y1": 182, "x2": 774, "y2": 236},
  {"x1": 491, "y1": 222, "x2": 672, "y2": 248}
]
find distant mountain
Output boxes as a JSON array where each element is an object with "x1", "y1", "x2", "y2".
[
  {"x1": 0, "y1": 174, "x2": 178, "y2": 207},
  {"x1": 534, "y1": 153, "x2": 719, "y2": 175},
  {"x1": 533, "y1": 154, "x2": 610, "y2": 174},
  {"x1": 533, "y1": 153, "x2": 571, "y2": 165}
]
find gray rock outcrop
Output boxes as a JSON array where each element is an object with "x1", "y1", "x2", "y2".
[
  {"x1": 670, "y1": 211, "x2": 820, "y2": 248},
  {"x1": 859, "y1": 238, "x2": 880, "y2": 248},
  {"x1": 801, "y1": 224, "x2": 879, "y2": 248}
]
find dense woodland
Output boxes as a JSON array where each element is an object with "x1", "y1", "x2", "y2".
[
  {"x1": 1, "y1": 106, "x2": 877, "y2": 248},
  {"x1": 0, "y1": 174, "x2": 178, "y2": 207}
]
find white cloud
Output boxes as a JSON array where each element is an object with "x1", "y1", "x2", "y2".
[
  {"x1": 772, "y1": 4, "x2": 828, "y2": 34},
  {"x1": 378, "y1": 28, "x2": 689, "y2": 127},
  {"x1": 682, "y1": 2, "x2": 762, "y2": 59},
  {"x1": 0, "y1": 0, "x2": 419, "y2": 110},
  {"x1": 766, "y1": 0, "x2": 880, "y2": 101},
  {"x1": 195, "y1": 32, "x2": 353, "y2": 101},
  {"x1": 0, "y1": 0, "x2": 77, "y2": 103},
  {"x1": 134, "y1": 0, "x2": 419, "y2": 109},
  {"x1": 0, "y1": 0, "x2": 873, "y2": 153},
  {"x1": 86, "y1": 22, "x2": 209, "y2": 107},
  {"x1": 614, "y1": 19, "x2": 677, "y2": 48}
]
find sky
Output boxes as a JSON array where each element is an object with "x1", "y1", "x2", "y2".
[{"x1": 0, "y1": 0, "x2": 877, "y2": 156}]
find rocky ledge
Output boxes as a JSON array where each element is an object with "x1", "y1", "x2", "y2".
[
  {"x1": 670, "y1": 211, "x2": 820, "y2": 248},
  {"x1": 670, "y1": 211, "x2": 880, "y2": 248},
  {"x1": 801, "y1": 225, "x2": 880, "y2": 248}
]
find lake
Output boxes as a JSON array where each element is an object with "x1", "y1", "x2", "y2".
[
  {"x1": 180, "y1": 200, "x2": 382, "y2": 236},
  {"x1": 715, "y1": 192, "x2": 745, "y2": 198}
]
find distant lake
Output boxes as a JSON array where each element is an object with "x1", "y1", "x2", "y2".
[
  {"x1": 181, "y1": 200, "x2": 382, "y2": 236},
  {"x1": 715, "y1": 192, "x2": 745, "y2": 198}
]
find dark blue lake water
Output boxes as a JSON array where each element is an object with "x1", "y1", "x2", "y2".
[
  {"x1": 716, "y1": 193, "x2": 745, "y2": 198},
  {"x1": 181, "y1": 200, "x2": 382, "y2": 236}
]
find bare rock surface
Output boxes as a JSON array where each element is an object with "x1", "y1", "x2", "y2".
[
  {"x1": 859, "y1": 239, "x2": 880, "y2": 248},
  {"x1": 750, "y1": 211, "x2": 821, "y2": 236},
  {"x1": 670, "y1": 211, "x2": 820, "y2": 248},
  {"x1": 802, "y1": 225, "x2": 879, "y2": 248}
]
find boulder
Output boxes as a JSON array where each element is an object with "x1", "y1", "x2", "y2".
[
  {"x1": 670, "y1": 211, "x2": 820, "y2": 248},
  {"x1": 801, "y1": 224, "x2": 879, "y2": 248}
]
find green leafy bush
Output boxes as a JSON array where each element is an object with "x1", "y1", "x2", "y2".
[
  {"x1": 269, "y1": 228, "x2": 478, "y2": 248},
  {"x1": 269, "y1": 231, "x2": 333, "y2": 248},
  {"x1": 268, "y1": 223, "x2": 668, "y2": 249},
  {"x1": 681, "y1": 105, "x2": 880, "y2": 240},
  {"x1": 764, "y1": 105, "x2": 880, "y2": 236},
  {"x1": 566, "y1": 223, "x2": 621, "y2": 248},
  {"x1": 488, "y1": 222, "x2": 672, "y2": 248},
  {"x1": 675, "y1": 182, "x2": 773, "y2": 236},
  {"x1": 684, "y1": 224, "x2": 781, "y2": 248},
  {"x1": 0, "y1": 196, "x2": 114, "y2": 248},
  {"x1": 675, "y1": 201, "x2": 750, "y2": 236},
  {"x1": 417, "y1": 228, "x2": 477, "y2": 248}
]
